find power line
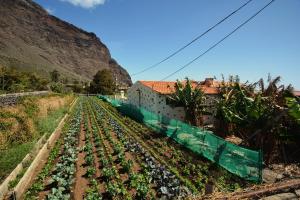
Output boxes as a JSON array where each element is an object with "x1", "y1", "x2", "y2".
[
  {"x1": 160, "y1": 0, "x2": 275, "y2": 81},
  {"x1": 131, "y1": 0, "x2": 254, "y2": 76}
]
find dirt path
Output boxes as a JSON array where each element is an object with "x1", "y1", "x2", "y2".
[
  {"x1": 73, "y1": 115, "x2": 89, "y2": 200},
  {"x1": 87, "y1": 114, "x2": 106, "y2": 193}
]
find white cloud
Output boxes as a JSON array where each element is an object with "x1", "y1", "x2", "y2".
[
  {"x1": 60, "y1": 0, "x2": 106, "y2": 8},
  {"x1": 46, "y1": 7, "x2": 55, "y2": 14}
]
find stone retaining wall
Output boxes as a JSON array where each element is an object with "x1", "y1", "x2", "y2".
[{"x1": 0, "y1": 91, "x2": 49, "y2": 107}]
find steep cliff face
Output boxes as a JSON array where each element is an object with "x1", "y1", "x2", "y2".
[{"x1": 0, "y1": 0, "x2": 132, "y2": 86}]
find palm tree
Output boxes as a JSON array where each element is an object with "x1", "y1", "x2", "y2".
[{"x1": 167, "y1": 77, "x2": 206, "y2": 126}]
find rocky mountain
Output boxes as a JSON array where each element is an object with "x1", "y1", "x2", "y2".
[{"x1": 0, "y1": 0, "x2": 132, "y2": 86}]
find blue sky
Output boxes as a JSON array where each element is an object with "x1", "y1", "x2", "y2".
[{"x1": 35, "y1": 0, "x2": 300, "y2": 89}]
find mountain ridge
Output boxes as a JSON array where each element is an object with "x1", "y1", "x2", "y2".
[{"x1": 0, "y1": 0, "x2": 132, "y2": 86}]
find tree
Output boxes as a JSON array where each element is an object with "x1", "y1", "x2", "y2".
[
  {"x1": 89, "y1": 69, "x2": 116, "y2": 95},
  {"x1": 0, "y1": 66, "x2": 49, "y2": 93},
  {"x1": 50, "y1": 70, "x2": 60, "y2": 82},
  {"x1": 215, "y1": 75, "x2": 297, "y2": 163},
  {"x1": 29, "y1": 73, "x2": 49, "y2": 90},
  {"x1": 167, "y1": 77, "x2": 206, "y2": 126}
]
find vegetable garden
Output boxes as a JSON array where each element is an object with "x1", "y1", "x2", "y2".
[{"x1": 23, "y1": 96, "x2": 251, "y2": 199}]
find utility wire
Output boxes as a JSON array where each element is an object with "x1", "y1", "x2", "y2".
[
  {"x1": 160, "y1": 0, "x2": 275, "y2": 81},
  {"x1": 131, "y1": 0, "x2": 254, "y2": 76}
]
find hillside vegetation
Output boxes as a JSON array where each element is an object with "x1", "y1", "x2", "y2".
[{"x1": 0, "y1": 93, "x2": 74, "y2": 182}]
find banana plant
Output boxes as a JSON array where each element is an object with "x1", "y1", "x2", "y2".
[
  {"x1": 168, "y1": 77, "x2": 207, "y2": 126},
  {"x1": 286, "y1": 97, "x2": 300, "y2": 124},
  {"x1": 216, "y1": 75, "x2": 297, "y2": 163}
]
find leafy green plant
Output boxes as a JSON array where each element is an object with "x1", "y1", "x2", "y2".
[
  {"x1": 85, "y1": 179, "x2": 102, "y2": 200},
  {"x1": 83, "y1": 143, "x2": 93, "y2": 153},
  {"x1": 47, "y1": 187, "x2": 70, "y2": 200},
  {"x1": 182, "y1": 166, "x2": 190, "y2": 176},
  {"x1": 45, "y1": 104, "x2": 81, "y2": 199},
  {"x1": 286, "y1": 97, "x2": 300, "y2": 124},
  {"x1": 121, "y1": 159, "x2": 133, "y2": 173},
  {"x1": 100, "y1": 157, "x2": 108, "y2": 167},
  {"x1": 107, "y1": 155, "x2": 113, "y2": 163},
  {"x1": 24, "y1": 138, "x2": 63, "y2": 199},
  {"x1": 102, "y1": 166, "x2": 117, "y2": 180},
  {"x1": 86, "y1": 167, "x2": 96, "y2": 178},
  {"x1": 85, "y1": 154, "x2": 94, "y2": 166},
  {"x1": 129, "y1": 172, "x2": 150, "y2": 198},
  {"x1": 113, "y1": 143, "x2": 123, "y2": 154},
  {"x1": 136, "y1": 182, "x2": 149, "y2": 199},
  {"x1": 116, "y1": 152, "x2": 125, "y2": 163},
  {"x1": 94, "y1": 139, "x2": 101, "y2": 148},
  {"x1": 106, "y1": 182, "x2": 119, "y2": 197}
]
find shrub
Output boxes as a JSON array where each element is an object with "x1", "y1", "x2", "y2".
[{"x1": 50, "y1": 83, "x2": 64, "y2": 93}]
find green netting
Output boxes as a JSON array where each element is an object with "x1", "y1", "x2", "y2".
[
  {"x1": 98, "y1": 95, "x2": 121, "y2": 107},
  {"x1": 98, "y1": 95, "x2": 262, "y2": 182}
]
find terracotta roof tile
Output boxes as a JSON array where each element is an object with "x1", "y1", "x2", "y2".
[
  {"x1": 293, "y1": 91, "x2": 300, "y2": 97},
  {"x1": 139, "y1": 80, "x2": 220, "y2": 95}
]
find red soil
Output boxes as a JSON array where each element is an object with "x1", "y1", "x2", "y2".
[{"x1": 72, "y1": 117, "x2": 89, "y2": 200}]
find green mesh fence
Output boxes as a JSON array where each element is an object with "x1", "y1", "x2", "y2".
[{"x1": 98, "y1": 95, "x2": 262, "y2": 182}]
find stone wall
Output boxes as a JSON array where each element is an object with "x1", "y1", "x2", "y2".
[{"x1": 0, "y1": 91, "x2": 49, "y2": 107}]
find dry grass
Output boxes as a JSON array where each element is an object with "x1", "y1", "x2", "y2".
[
  {"x1": 0, "y1": 94, "x2": 75, "y2": 182},
  {"x1": 37, "y1": 95, "x2": 73, "y2": 117},
  {"x1": 0, "y1": 94, "x2": 74, "y2": 149},
  {"x1": 0, "y1": 106, "x2": 35, "y2": 149}
]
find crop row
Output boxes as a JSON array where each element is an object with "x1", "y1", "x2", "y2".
[
  {"x1": 84, "y1": 97, "x2": 135, "y2": 199},
  {"x1": 95, "y1": 98, "x2": 248, "y2": 193},
  {"x1": 88, "y1": 97, "x2": 189, "y2": 199},
  {"x1": 25, "y1": 101, "x2": 83, "y2": 199},
  {"x1": 87, "y1": 97, "x2": 156, "y2": 199},
  {"x1": 26, "y1": 96, "x2": 241, "y2": 199}
]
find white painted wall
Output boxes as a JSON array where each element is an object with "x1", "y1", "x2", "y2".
[
  {"x1": 203, "y1": 94, "x2": 219, "y2": 125},
  {"x1": 127, "y1": 82, "x2": 185, "y2": 121},
  {"x1": 127, "y1": 81, "x2": 220, "y2": 125}
]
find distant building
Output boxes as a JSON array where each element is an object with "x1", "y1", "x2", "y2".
[
  {"x1": 127, "y1": 78, "x2": 221, "y2": 125},
  {"x1": 293, "y1": 91, "x2": 300, "y2": 98},
  {"x1": 116, "y1": 85, "x2": 129, "y2": 99}
]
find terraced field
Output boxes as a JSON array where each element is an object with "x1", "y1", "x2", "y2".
[{"x1": 24, "y1": 96, "x2": 249, "y2": 199}]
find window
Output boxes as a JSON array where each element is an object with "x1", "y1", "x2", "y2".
[{"x1": 166, "y1": 97, "x2": 181, "y2": 107}]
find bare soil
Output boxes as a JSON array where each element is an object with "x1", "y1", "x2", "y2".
[
  {"x1": 72, "y1": 116, "x2": 89, "y2": 200},
  {"x1": 87, "y1": 115, "x2": 106, "y2": 193}
]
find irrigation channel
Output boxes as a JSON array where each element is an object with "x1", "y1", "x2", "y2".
[{"x1": 24, "y1": 96, "x2": 250, "y2": 199}]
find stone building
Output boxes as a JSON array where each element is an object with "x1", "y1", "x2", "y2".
[{"x1": 127, "y1": 78, "x2": 221, "y2": 124}]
